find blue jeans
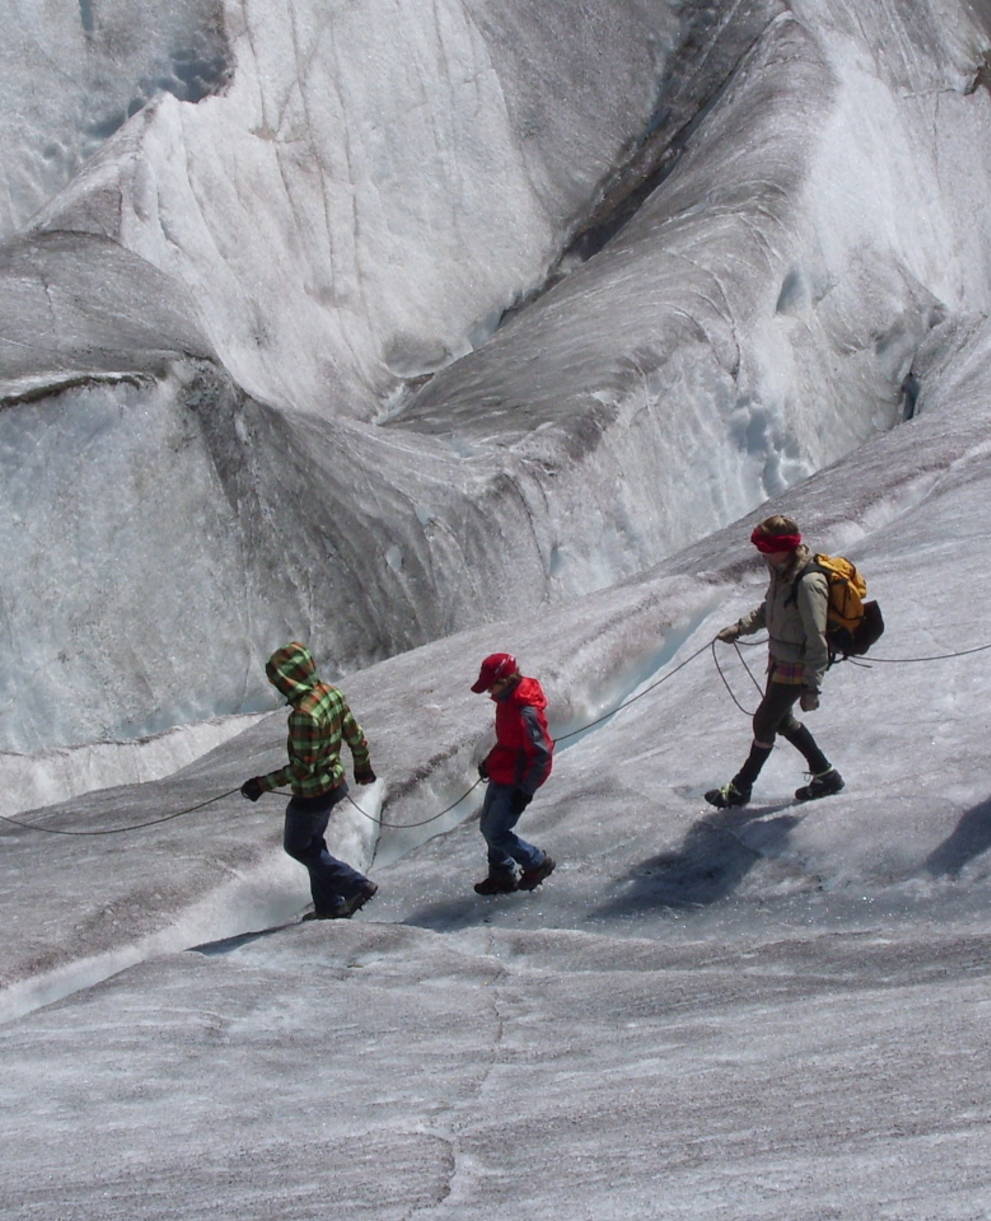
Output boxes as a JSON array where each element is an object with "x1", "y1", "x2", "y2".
[
  {"x1": 283, "y1": 786, "x2": 369, "y2": 913},
  {"x1": 479, "y1": 782, "x2": 544, "y2": 872}
]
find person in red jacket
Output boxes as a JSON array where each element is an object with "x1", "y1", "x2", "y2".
[{"x1": 470, "y1": 652, "x2": 555, "y2": 895}]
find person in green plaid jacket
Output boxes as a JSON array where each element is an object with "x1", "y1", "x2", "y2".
[{"x1": 241, "y1": 642, "x2": 378, "y2": 920}]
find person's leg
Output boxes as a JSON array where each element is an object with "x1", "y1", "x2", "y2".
[
  {"x1": 779, "y1": 716, "x2": 844, "y2": 798},
  {"x1": 706, "y1": 682, "x2": 799, "y2": 808},
  {"x1": 771, "y1": 689, "x2": 845, "y2": 797},
  {"x1": 479, "y1": 783, "x2": 544, "y2": 871},
  {"x1": 751, "y1": 681, "x2": 803, "y2": 750},
  {"x1": 754, "y1": 688, "x2": 844, "y2": 799},
  {"x1": 283, "y1": 789, "x2": 371, "y2": 913},
  {"x1": 778, "y1": 720, "x2": 832, "y2": 775}
]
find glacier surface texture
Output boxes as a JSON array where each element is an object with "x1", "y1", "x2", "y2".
[{"x1": 4, "y1": 1, "x2": 991, "y2": 1217}]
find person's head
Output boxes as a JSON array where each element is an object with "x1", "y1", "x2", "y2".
[
  {"x1": 471, "y1": 652, "x2": 520, "y2": 696},
  {"x1": 750, "y1": 515, "x2": 801, "y2": 567},
  {"x1": 266, "y1": 642, "x2": 318, "y2": 703}
]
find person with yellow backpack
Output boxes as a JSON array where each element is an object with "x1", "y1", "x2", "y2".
[{"x1": 705, "y1": 515, "x2": 848, "y2": 808}]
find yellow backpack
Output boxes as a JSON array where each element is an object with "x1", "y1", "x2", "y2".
[{"x1": 790, "y1": 554, "x2": 885, "y2": 663}]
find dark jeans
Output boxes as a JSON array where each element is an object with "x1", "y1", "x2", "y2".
[
  {"x1": 283, "y1": 785, "x2": 369, "y2": 914},
  {"x1": 479, "y1": 782, "x2": 544, "y2": 872}
]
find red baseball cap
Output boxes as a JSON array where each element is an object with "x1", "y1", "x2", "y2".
[{"x1": 471, "y1": 652, "x2": 518, "y2": 693}]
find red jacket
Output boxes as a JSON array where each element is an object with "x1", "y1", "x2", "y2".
[{"x1": 483, "y1": 676, "x2": 554, "y2": 794}]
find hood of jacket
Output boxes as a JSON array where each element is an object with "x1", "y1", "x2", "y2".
[
  {"x1": 496, "y1": 674, "x2": 548, "y2": 712},
  {"x1": 265, "y1": 642, "x2": 321, "y2": 703}
]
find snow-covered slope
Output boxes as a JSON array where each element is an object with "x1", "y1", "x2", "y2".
[
  {"x1": 4, "y1": 330, "x2": 991, "y2": 1214},
  {"x1": 5, "y1": 1, "x2": 991, "y2": 1216}
]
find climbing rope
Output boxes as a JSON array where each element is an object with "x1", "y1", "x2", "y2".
[
  {"x1": 7, "y1": 631, "x2": 991, "y2": 837},
  {"x1": 850, "y1": 642, "x2": 991, "y2": 664},
  {"x1": 552, "y1": 638, "x2": 715, "y2": 745},
  {"x1": 709, "y1": 639, "x2": 765, "y2": 716},
  {"x1": 1, "y1": 642, "x2": 718, "y2": 837},
  {"x1": 0, "y1": 786, "x2": 242, "y2": 836},
  {"x1": 344, "y1": 638, "x2": 717, "y2": 829},
  {"x1": 344, "y1": 778, "x2": 483, "y2": 829},
  {"x1": 707, "y1": 632, "x2": 991, "y2": 717}
]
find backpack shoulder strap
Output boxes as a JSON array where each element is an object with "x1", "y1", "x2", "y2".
[{"x1": 784, "y1": 559, "x2": 827, "y2": 607}]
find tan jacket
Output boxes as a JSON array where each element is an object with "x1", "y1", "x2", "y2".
[{"x1": 735, "y1": 544, "x2": 830, "y2": 691}]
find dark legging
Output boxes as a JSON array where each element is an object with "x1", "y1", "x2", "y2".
[
  {"x1": 734, "y1": 681, "x2": 831, "y2": 790},
  {"x1": 752, "y1": 680, "x2": 804, "y2": 747}
]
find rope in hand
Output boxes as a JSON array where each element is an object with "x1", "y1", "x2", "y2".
[
  {"x1": 8, "y1": 632, "x2": 991, "y2": 837},
  {"x1": 708, "y1": 638, "x2": 765, "y2": 717},
  {"x1": 707, "y1": 633, "x2": 991, "y2": 716}
]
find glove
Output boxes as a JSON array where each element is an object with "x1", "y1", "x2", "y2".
[
  {"x1": 477, "y1": 760, "x2": 489, "y2": 781},
  {"x1": 717, "y1": 624, "x2": 741, "y2": 643},
  {"x1": 354, "y1": 765, "x2": 377, "y2": 785},
  {"x1": 240, "y1": 777, "x2": 264, "y2": 802},
  {"x1": 509, "y1": 789, "x2": 532, "y2": 817},
  {"x1": 800, "y1": 690, "x2": 820, "y2": 712}
]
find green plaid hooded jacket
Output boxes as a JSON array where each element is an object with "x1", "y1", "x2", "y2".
[{"x1": 258, "y1": 642, "x2": 371, "y2": 798}]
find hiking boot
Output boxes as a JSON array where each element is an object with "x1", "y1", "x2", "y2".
[
  {"x1": 302, "y1": 903, "x2": 349, "y2": 921},
  {"x1": 795, "y1": 769, "x2": 845, "y2": 802},
  {"x1": 340, "y1": 881, "x2": 379, "y2": 917},
  {"x1": 704, "y1": 782, "x2": 751, "y2": 809},
  {"x1": 473, "y1": 869, "x2": 518, "y2": 895},
  {"x1": 303, "y1": 882, "x2": 378, "y2": 921},
  {"x1": 517, "y1": 856, "x2": 556, "y2": 891}
]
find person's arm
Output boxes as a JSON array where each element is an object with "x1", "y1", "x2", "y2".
[
  {"x1": 342, "y1": 704, "x2": 375, "y2": 782},
  {"x1": 517, "y1": 706, "x2": 552, "y2": 796},
  {"x1": 718, "y1": 599, "x2": 766, "y2": 641},
  {"x1": 737, "y1": 599, "x2": 767, "y2": 635}
]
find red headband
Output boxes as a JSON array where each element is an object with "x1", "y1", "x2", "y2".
[{"x1": 751, "y1": 527, "x2": 801, "y2": 554}]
